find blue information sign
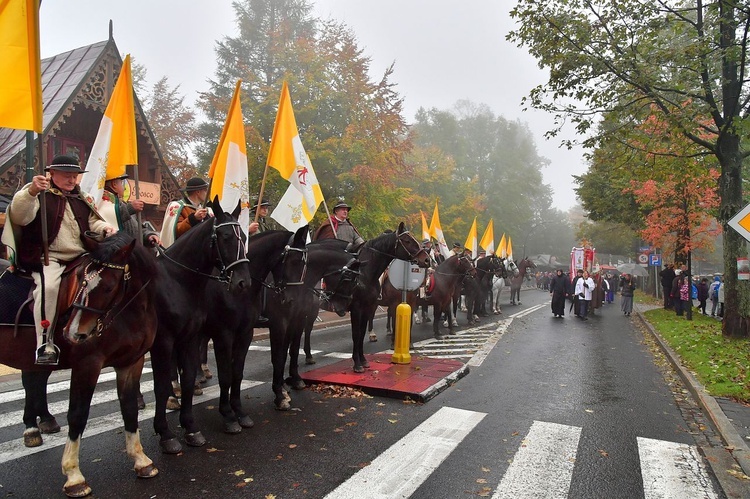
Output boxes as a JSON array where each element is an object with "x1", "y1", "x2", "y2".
[{"x1": 649, "y1": 254, "x2": 662, "y2": 267}]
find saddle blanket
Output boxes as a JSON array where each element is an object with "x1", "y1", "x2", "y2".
[{"x1": 0, "y1": 269, "x2": 34, "y2": 326}]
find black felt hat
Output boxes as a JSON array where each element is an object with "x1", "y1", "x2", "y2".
[
  {"x1": 333, "y1": 200, "x2": 352, "y2": 210},
  {"x1": 45, "y1": 155, "x2": 85, "y2": 173},
  {"x1": 453, "y1": 242, "x2": 462, "y2": 249},
  {"x1": 253, "y1": 198, "x2": 271, "y2": 209},
  {"x1": 182, "y1": 177, "x2": 209, "y2": 192}
]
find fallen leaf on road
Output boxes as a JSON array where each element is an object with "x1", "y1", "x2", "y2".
[
  {"x1": 306, "y1": 433, "x2": 316, "y2": 438},
  {"x1": 727, "y1": 468, "x2": 750, "y2": 480},
  {"x1": 288, "y1": 444, "x2": 297, "y2": 449},
  {"x1": 585, "y1": 409, "x2": 594, "y2": 413},
  {"x1": 206, "y1": 447, "x2": 222, "y2": 453},
  {"x1": 234, "y1": 470, "x2": 246, "y2": 476},
  {"x1": 244, "y1": 477, "x2": 254, "y2": 483},
  {"x1": 476, "y1": 478, "x2": 487, "y2": 484},
  {"x1": 364, "y1": 432, "x2": 376, "y2": 439},
  {"x1": 598, "y1": 449, "x2": 609, "y2": 457},
  {"x1": 265, "y1": 495, "x2": 277, "y2": 499},
  {"x1": 481, "y1": 466, "x2": 490, "y2": 472},
  {"x1": 91, "y1": 458, "x2": 102, "y2": 463},
  {"x1": 511, "y1": 431, "x2": 519, "y2": 436},
  {"x1": 388, "y1": 419, "x2": 398, "y2": 424}
]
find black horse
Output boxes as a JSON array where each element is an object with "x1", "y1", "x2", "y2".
[
  {"x1": 417, "y1": 254, "x2": 477, "y2": 338},
  {"x1": 266, "y1": 237, "x2": 362, "y2": 410},
  {"x1": 0, "y1": 233, "x2": 159, "y2": 497},
  {"x1": 509, "y1": 257, "x2": 536, "y2": 305},
  {"x1": 150, "y1": 198, "x2": 253, "y2": 454},
  {"x1": 303, "y1": 223, "x2": 430, "y2": 372},
  {"x1": 204, "y1": 227, "x2": 309, "y2": 430}
]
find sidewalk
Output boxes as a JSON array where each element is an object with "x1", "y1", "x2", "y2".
[{"x1": 634, "y1": 303, "x2": 750, "y2": 496}]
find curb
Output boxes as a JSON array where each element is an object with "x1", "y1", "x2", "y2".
[{"x1": 635, "y1": 307, "x2": 750, "y2": 479}]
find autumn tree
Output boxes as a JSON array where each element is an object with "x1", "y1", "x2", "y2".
[
  {"x1": 509, "y1": 0, "x2": 750, "y2": 337},
  {"x1": 195, "y1": 0, "x2": 412, "y2": 237},
  {"x1": 410, "y1": 102, "x2": 555, "y2": 243}
]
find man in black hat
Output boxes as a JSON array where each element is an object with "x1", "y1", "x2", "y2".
[
  {"x1": 159, "y1": 177, "x2": 211, "y2": 247},
  {"x1": 313, "y1": 199, "x2": 364, "y2": 245},
  {"x1": 248, "y1": 198, "x2": 279, "y2": 236},
  {"x1": 451, "y1": 241, "x2": 463, "y2": 257},
  {"x1": 6, "y1": 155, "x2": 116, "y2": 364}
]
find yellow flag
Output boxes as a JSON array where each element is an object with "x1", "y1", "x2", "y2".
[
  {"x1": 429, "y1": 200, "x2": 451, "y2": 259},
  {"x1": 479, "y1": 219, "x2": 494, "y2": 254},
  {"x1": 267, "y1": 81, "x2": 324, "y2": 229},
  {"x1": 0, "y1": 0, "x2": 42, "y2": 132},
  {"x1": 463, "y1": 217, "x2": 478, "y2": 259},
  {"x1": 507, "y1": 236, "x2": 514, "y2": 260},
  {"x1": 421, "y1": 211, "x2": 430, "y2": 241},
  {"x1": 496, "y1": 233, "x2": 507, "y2": 258},
  {"x1": 208, "y1": 80, "x2": 250, "y2": 234},
  {"x1": 81, "y1": 55, "x2": 137, "y2": 206}
]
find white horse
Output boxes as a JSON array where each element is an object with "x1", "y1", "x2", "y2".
[{"x1": 492, "y1": 259, "x2": 519, "y2": 313}]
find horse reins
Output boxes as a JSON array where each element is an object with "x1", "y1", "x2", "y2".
[
  {"x1": 70, "y1": 259, "x2": 152, "y2": 335},
  {"x1": 313, "y1": 258, "x2": 361, "y2": 304},
  {"x1": 156, "y1": 220, "x2": 249, "y2": 286}
]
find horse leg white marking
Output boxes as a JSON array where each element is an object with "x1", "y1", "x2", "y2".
[
  {"x1": 61, "y1": 437, "x2": 86, "y2": 490},
  {"x1": 125, "y1": 430, "x2": 153, "y2": 471}
]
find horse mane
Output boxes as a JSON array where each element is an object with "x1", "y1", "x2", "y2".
[
  {"x1": 361, "y1": 231, "x2": 396, "y2": 255},
  {"x1": 91, "y1": 232, "x2": 160, "y2": 281}
]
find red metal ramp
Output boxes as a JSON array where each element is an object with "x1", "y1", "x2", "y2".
[{"x1": 300, "y1": 353, "x2": 469, "y2": 403}]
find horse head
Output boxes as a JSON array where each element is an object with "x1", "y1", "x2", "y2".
[
  {"x1": 458, "y1": 254, "x2": 478, "y2": 278},
  {"x1": 269, "y1": 225, "x2": 310, "y2": 304},
  {"x1": 63, "y1": 233, "x2": 142, "y2": 344},
  {"x1": 205, "y1": 196, "x2": 251, "y2": 292},
  {"x1": 323, "y1": 256, "x2": 362, "y2": 316},
  {"x1": 394, "y1": 222, "x2": 431, "y2": 268},
  {"x1": 506, "y1": 258, "x2": 520, "y2": 277}
]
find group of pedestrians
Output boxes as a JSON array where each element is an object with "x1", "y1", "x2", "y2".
[
  {"x1": 549, "y1": 268, "x2": 637, "y2": 319},
  {"x1": 659, "y1": 263, "x2": 724, "y2": 319}
]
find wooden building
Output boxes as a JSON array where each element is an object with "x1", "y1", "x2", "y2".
[{"x1": 0, "y1": 29, "x2": 181, "y2": 229}]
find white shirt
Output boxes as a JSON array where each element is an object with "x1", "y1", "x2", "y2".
[{"x1": 575, "y1": 276, "x2": 596, "y2": 300}]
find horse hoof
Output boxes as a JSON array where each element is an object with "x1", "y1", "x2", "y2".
[
  {"x1": 434, "y1": 334, "x2": 445, "y2": 340},
  {"x1": 63, "y1": 481, "x2": 92, "y2": 498},
  {"x1": 166, "y1": 396, "x2": 181, "y2": 411},
  {"x1": 291, "y1": 380, "x2": 306, "y2": 390},
  {"x1": 23, "y1": 428, "x2": 42, "y2": 447},
  {"x1": 353, "y1": 365, "x2": 365, "y2": 373},
  {"x1": 38, "y1": 417, "x2": 61, "y2": 434},
  {"x1": 185, "y1": 431, "x2": 207, "y2": 447},
  {"x1": 275, "y1": 398, "x2": 291, "y2": 411},
  {"x1": 305, "y1": 357, "x2": 316, "y2": 365},
  {"x1": 160, "y1": 438, "x2": 183, "y2": 455},
  {"x1": 135, "y1": 463, "x2": 159, "y2": 479},
  {"x1": 449, "y1": 330, "x2": 457, "y2": 336},
  {"x1": 137, "y1": 395, "x2": 146, "y2": 411},
  {"x1": 238, "y1": 415, "x2": 255, "y2": 428},
  {"x1": 224, "y1": 421, "x2": 242, "y2": 435}
]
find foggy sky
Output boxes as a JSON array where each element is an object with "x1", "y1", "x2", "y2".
[{"x1": 39, "y1": 0, "x2": 586, "y2": 211}]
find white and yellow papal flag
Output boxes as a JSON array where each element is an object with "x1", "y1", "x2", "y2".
[
  {"x1": 463, "y1": 217, "x2": 478, "y2": 259},
  {"x1": 421, "y1": 211, "x2": 430, "y2": 242},
  {"x1": 81, "y1": 54, "x2": 137, "y2": 207},
  {"x1": 207, "y1": 80, "x2": 250, "y2": 236},
  {"x1": 479, "y1": 219, "x2": 494, "y2": 255},
  {"x1": 496, "y1": 233, "x2": 507, "y2": 258},
  {"x1": 0, "y1": 0, "x2": 42, "y2": 132},
  {"x1": 268, "y1": 81, "x2": 323, "y2": 231},
  {"x1": 428, "y1": 200, "x2": 451, "y2": 260},
  {"x1": 507, "y1": 236, "x2": 514, "y2": 261}
]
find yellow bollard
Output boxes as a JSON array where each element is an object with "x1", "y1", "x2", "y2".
[{"x1": 392, "y1": 302, "x2": 412, "y2": 364}]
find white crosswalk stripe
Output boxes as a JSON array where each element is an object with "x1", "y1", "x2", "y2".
[
  {"x1": 325, "y1": 406, "x2": 487, "y2": 499},
  {"x1": 638, "y1": 436, "x2": 719, "y2": 499},
  {"x1": 0, "y1": 379, "x2": 262, "y2": 464}
]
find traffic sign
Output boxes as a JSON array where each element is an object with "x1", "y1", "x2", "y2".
[
  {"x1": 729, "y1": 203, "x2": 750, "y2": 242},
  {"x1": 649, "y1": 254, "x2": 662, "y2": 266},
  {"x1": 638, "y1": 253, "x2": 648, "y2": 264},
  {"x1": 388, "y1": 260, "x2": 425, "y2": 291}
]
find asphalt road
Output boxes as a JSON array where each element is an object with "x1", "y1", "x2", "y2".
[{"x1": 0, "y1": 289, "x2": 734, "y2": 498}]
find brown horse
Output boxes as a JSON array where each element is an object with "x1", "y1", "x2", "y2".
[
  {"x1": 509, "y1": 257, "x2": 536, "y2": 305},
  {"x1": 0, "y1": 232, "x2": 159, "y2": 497},
  {"x1": 417, "y1": 254, "x2": 476, "y2": 338}
]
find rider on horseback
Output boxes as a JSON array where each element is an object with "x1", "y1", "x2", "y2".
[
  {"x1": 248, "y1": 198, "x2": 280, "y2": 236},
  {"x1": 3, "y1": 155, "x2": 116, "y2": 365},
  {"x1": 159, "y1": 177, "x2": 211, "y2": 247},
  {"x1": 313, "y1": 199, "x2": 364, "y2": 247}
]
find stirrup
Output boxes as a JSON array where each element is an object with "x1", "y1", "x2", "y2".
[{"x1": 35, "y1": 344, "x2": 60, "y2": 365}]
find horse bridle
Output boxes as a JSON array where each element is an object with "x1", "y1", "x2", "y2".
[
  {"x1": 157, "y1": 219, "x2": 249, "y2": 286},
  {"x1": 362, "y1": 230, "x2": 423, "y2": 263},
  {"x1": 259, "y1": 234, "x2": 309, "y2": 299},
  {"x1": 69, "y1": 258, "x2": 151, "y2": 335},
  {"x1": 315, "y1": 257, "x2": 361, "y2": 304}
]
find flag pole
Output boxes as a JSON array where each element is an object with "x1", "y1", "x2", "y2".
[
  {"x1": 255, "y1": 163, "x2": 270, "y2": 224},
  {"x1": 130, "y1": 164, "x2": 143, "y2": 245},
  {"x1": 37, "y1": 133, "x2": 48, "y2": 265},
  {"x1": 321, "y1": 199, "x2": 337, "y2": 238}
]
